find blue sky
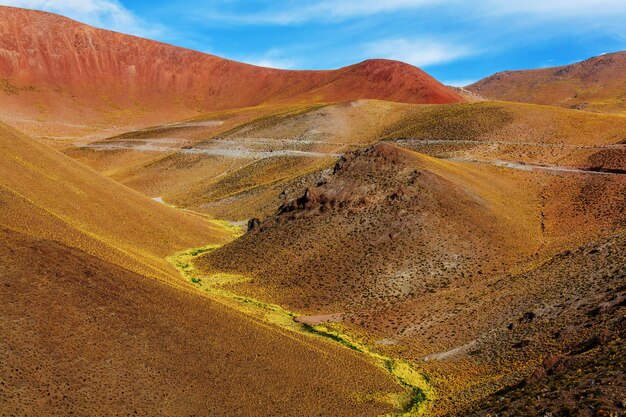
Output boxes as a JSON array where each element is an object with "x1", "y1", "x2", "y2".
[{"x1": 3, "y1": 0, "x2": 626, "y2": 85}]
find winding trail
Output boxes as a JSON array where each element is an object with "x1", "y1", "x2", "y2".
[
  {"x1": 168, "y1": 238, "x2": 435, "y2": 416},
  {"x1": 395, "y1": 138, "x2": 626, "y2": 149},
  {"x1": 446, "y1": 157, "x2": 626, "y2": 177},
  {"x1": 386, "y1": 138, "x2": 626, "y2": 177},
  {"x1": 78, "y1": 142, "x2": 340, "y2": 158}
]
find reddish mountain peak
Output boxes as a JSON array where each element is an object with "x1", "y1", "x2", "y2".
[
  {"x1": 315, "y1": 58, "x2": 463, "y2": 105},
  {"x1": 347, "y1": 58, "x2": 416, "y2": 69},
  {"x1": 343, "y1": 58, "x2": 437, "y2": 82},
  {"x1": 0, "y1": 6, "x2": 463, "y2": 134},
  {"x1": 466, "y1": 51, "x2": 626, "y2": 113}
]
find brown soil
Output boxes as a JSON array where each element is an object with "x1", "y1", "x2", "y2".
[
  {"x1": 0, "y1": 122, "x2": 404, "y2": 416},
  {"x1": 465, "y1": 232, "x2": 626, "y2": 417},
  {"x1": 63, "y1": 101, "x2": 626, "y2": 224},
  {"x1": 0, "y1": 121, "x2": 228, "y2": 281},
  {"x1": 69, "y1": 101, "x2": 408, "y2": 220},
  {"x1": 2, "y1": 10, "x2": 624, "y2": 415},
  {"x1": 381, "y1": 101, "x2": 626, "y2": 171}
]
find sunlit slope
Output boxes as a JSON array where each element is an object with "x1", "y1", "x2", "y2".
[
  {"x1": 199, "y1": 143, "x2": 544, "y2": 311},
  {"x1": 201, "y1": 142, "x2": 624, "y2": 313},
  {"x1": 0, "y1": 122, "x2": 229, "y2": 280},
  {"x1": 0, "y1": 121, "x2": 406, "y2": 416},
  {"x1": 467, "y1": 51, "x2": 626, "y2": 114},
  {"x1": 65, "y1": 101, "x2": 625, "y2": 225},
  {"x1": 466, "y1": 231, "x2": 626, "y2": 416}
]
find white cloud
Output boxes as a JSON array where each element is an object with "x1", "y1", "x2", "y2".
[
  {"x1": 364, "y1": 37, "x2": 473, "y2": 67},
  {"x1": 245, "y1": 57, "x2": 297, "y2": 69},
  {"x1": 278, "y1": 0, "x2": 446, "y2": 23},
  {"x1": 0, "y1": 0, "x2": 162, "y2": 37},
  {"x1": 485, "y1": 0, "x2": 626, "y2": 18},
  {"x1": 238, "y1": 49, "x2": 298, "y2": 69},
  {"x1": 200, "y1": 0, "x2": 626, "y2": 25},
  {"x1": 200, "y1": 0, "x2": 450, "y2": 25}
]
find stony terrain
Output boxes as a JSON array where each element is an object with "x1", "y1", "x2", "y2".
[
  {"x1": 466, "y1": 232, "x2": 625, "y2": 417},
  {"x1": 199, "y1": 142, "x2": 625, "y2": 415},
  {"x1": 0, "y1": 227, "x2": 403, "y2": 417},
  {"x1": 78, "y1": 100, "x2": 407, "y2": 219},
  {"x1": 381, "y1": 101, "x2": 626, "y2": 172},
  {"x1": 58, "y1": 100, "x2": 625, "y2": 224}
]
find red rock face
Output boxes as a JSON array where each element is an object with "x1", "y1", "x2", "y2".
[{"x1": 0, "y1": 6, "x2": 463, "y2": 132}]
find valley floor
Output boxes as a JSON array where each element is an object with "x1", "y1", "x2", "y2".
[{"x1": 2, "y1": 99, "x2": 624, "y2": 416}]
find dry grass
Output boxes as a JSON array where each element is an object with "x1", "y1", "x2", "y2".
[
  {"x1": 2, "y1": 33, "x2": 624, "y2": 415},
  {"x1": 0, "y1": 122, "x2": 230, "y2": 282},
  {"x1": 61, "y1": 101, "x2": 626, "y2": 225},
  {"x1": 382, "y1": 101, "x2": 626, "y2": 171},
  {"x1": 67, "y1": 100, "x2": 407, "y2": 220},
  {"x1": 0, "y1": 7, "x2": 461, "y2": 140}
]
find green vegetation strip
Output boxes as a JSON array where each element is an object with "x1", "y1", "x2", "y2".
[{"x1": 168, "y1": 240, "x2": 434, "y2": 416}]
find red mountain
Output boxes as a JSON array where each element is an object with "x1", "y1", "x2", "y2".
[{"x1": 0, "y1": 6, "x2": 463, "y2": 136}]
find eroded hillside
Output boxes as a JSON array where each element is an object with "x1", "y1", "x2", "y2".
[{"x1": 1, "y1": 8, "x2": 624, "y2": 415}]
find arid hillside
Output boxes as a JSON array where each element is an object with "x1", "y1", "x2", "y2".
[
  {"x1": 381, "y1": 101, "x2": 626, "y2": 172},
  {"x1": 198, "y1": 142, "x2": 626, "y2": 415},
  {"x1": 59, "y1": 100, "x2": 625, "y2": 225},
  {"x1": 467, "y1": 52, "x2": 626, "y2": 114},
  {"x1": 199, "y1": 142, "x2": 624, "y2": 311},
  {"x1": 0, "y1": 230, "x2": 404, "y2": 417},
  {"x1": 467, "y1": 232, "x2": 625, "y2": 417},
  {"x1": 0, "y1": 6, "x2": 462, "y2": 139},
  {"x1": 66, "y1": 100, "x2": 409, "y2": 219},
  {"x1": 0, "y1": 123, "x2": 406, "y2": 416},
  {"x1": 1, "y1": 6, "x2": 624, "y2": 416},
  {"x1": 200, "y1": 143, "x2": 542, "y2": 310}
]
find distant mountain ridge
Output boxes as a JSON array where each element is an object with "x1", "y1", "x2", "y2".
[{"x1": 467, "y1": 51, "x2": 626, "y2": 114}]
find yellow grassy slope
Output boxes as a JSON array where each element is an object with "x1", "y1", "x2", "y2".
[{"x1": 0, "y1": 122, "x2": 230, "y2": 281}]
